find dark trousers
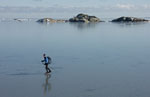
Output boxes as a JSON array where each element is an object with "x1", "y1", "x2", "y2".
[{"x1": 45, "y1": 63, "x2": 51, "y2": 73}]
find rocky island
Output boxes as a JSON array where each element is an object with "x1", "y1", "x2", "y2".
[
  {"x1": 36, "y1": 15, "x2": 149, "y2": 23},
  {"x1": 111, "y1": 16, "x2": 149, "y2": 22},
  {"x1": 37, "y1": 18, "x2": 67, "y2": 23},
  {"x1": 69, "y1": 13, "x2": 103, "y2": 23}
]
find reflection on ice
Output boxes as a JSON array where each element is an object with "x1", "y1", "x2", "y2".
[
  {"x1": 42, "y1": 73, "x2": 52, "y2": 95},
  {"x1": 110, "y1": 21, "x2": 149, "y2": 27},
  {"x1": 69, "y1": 22, "x2": 99, "y2": 29}
]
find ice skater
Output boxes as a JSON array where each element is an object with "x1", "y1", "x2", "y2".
[{"x1": 41, "y1": 54, "x2": 51, "y2": 73}]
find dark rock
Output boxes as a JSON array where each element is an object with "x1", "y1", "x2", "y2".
[
  {"x1": 69, "y1": 13, "x2": 103, "y2": 23},
  {"x1": 111, "y1": 16, "x2": 149, "y2": 22},
  {"x1": 37, "y1": 18, "x2": 67, "y2": 23}
]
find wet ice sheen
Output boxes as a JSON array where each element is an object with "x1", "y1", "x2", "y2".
[{"x1": 0, "y1": 21, "x2": 150, "y2": 97}]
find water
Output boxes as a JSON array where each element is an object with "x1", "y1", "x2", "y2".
[{"x1": 0, "y1": 20, "x2": 150, "y2": 97}]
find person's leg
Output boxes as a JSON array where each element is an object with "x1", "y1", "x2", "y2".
[
  {"x1": 45, "y1": 64, "x2": 49, "y2": 73},
  {"x1": 45, "y1": 64, "x2": 51, "y2": 73},
  {"x1": 47, "y1": 66, "x2": 51, "y2": 73}
]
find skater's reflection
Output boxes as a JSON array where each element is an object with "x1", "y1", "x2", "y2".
[{"x1": 43, "y1": 73, "x2": 52, "y2": 95}]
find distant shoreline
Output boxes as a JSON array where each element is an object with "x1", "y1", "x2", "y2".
[{"x1": 0, "y1": 15, "x2": 150, "y2": 23}]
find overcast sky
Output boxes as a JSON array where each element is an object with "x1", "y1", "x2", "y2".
[
  {"x1": 0, "y1": 0, "x2": 150, "y2": 18},
  {"x1": 0, "y1": 0, "x2": 150, "y2": 7}
]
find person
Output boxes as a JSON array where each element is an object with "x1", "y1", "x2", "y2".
[{"x1": 41, "y1": 54, "x2": 51, "y2": 73}]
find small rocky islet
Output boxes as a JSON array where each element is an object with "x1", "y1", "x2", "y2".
[
  {"x1": 37, "y1": 18, "x2": 67, "y2": 23},
  {"x1": 69, "y1": 13, "x2": 103, "y2": 23},
  {"x1": 111, "y1": 16, "x2": 149, "y2": 22},
  {"x1": 36, "y1": 13, "x2": 149, "y2": 23}
]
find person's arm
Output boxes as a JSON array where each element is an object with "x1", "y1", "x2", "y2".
[
  {"x1": 41, "y1": 60, "x2": 44, "y2": 62},
  {"x1": 41, "y1": 57, "x2": 45, "y2": 62}
]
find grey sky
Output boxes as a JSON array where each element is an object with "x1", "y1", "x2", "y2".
[
  {"x1": 0, "y1": 0, "x2": 150, "y2": 18},
  {"x1": 0, "y1": 0, "x2": 150, "y2": 7}
]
